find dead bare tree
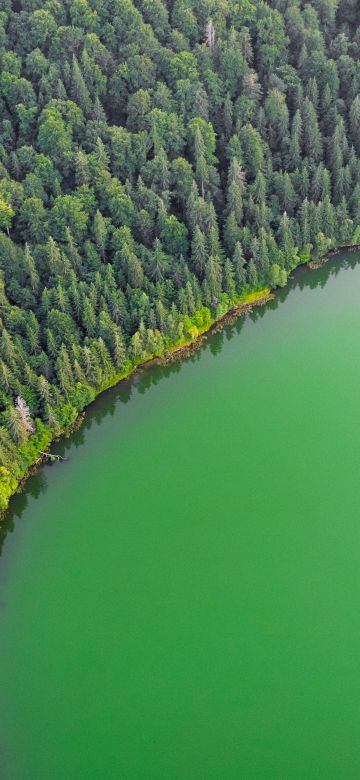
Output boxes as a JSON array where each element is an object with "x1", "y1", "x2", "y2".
[
  {"x1": 205, "y1": 20, "x2": 215, "y2": 49},
  {"x1": 16, "y1": 396, "x2": 35, "y2": 434}
]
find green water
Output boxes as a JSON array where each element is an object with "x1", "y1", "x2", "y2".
[{"x1": 2, "y1": 253, "x2": 360, "y2": 779}]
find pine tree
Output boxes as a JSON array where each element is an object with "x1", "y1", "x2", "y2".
[
  {"x1": 71, "y1": 55, "x2": 91, "y2": 115},
  {"x1": 227, "y1": 159, "x2": 245, "y2": 225},
  {"x1": 93, "y1": 210, "x2": 108, "y2": 260},
  {"x1": 23, "y1": 244, "x2": 39, "y2": 293},
  {"x1": 204, "y1": 256, "x2": 222, "y2": 304},
  {"x1": 113, "y1": 329, "x2": 127, "y2": 372},
  {"x1": 302, "y1": 98, "x2": 322, "y2": 162},
  {"x1": 350, "y1": 95, "x2": 360, "y2": 152},
  {"x1": 223, "y1": 258, "x2": 236, "y2": 298},
  {"x1": 247, "y1": 258, "x2": 258, "y2": 288},
  {"x1": 191, "y1": 226, "x2": 207, "y2": 278},
  {"x1": 56, "y1": 346, "x2": 74, "y2": 398}
]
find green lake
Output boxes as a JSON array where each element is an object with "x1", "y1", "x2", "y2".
[{"x1": 2, "y1": 251, "x2": 360, "y2": 779}]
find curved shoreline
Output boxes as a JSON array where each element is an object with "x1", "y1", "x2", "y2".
[
  {"x1": 0, "y1": 290, "x2": 272, "y2": 520},
  {"x1": 1, "y1": 243, "x2": 359, "y2": 520}
]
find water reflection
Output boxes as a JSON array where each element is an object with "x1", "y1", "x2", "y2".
[
  {"x1": 1, "y1": 250, "x2": 359, "y2": 555},
  {"x1": 0, "y1": 469, "x2": 48, "y2": 557}
]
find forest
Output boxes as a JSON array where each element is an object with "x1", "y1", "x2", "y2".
[{"x1": 1, "y1": 0, "x2": 360, "y2": 510}]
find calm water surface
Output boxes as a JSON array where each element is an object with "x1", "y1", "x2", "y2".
[{"x1": 1, "y1": 252, "x2": 360, "y2": 779}]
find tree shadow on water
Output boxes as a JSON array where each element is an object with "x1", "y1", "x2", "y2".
[{"x1": 0, "y1": 469, "x2": 48, "y2": 559}]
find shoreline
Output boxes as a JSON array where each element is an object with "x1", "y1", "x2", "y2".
[
  {"x1": 1, "y1": 243, "x2": 359, "y2": 520},
  {"x1": 0, "y1": 289, "x2": 273, "y2": 520},
  {"x1": 308, "y1": 242, "x2": 360, "y2": 269}
]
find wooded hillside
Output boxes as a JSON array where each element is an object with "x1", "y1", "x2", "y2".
[{"x1": 1, "y1": 0, "x2": 360, "y2": 507}]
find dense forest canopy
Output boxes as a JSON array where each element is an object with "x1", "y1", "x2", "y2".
[{"x1": 1, "y1": 0, "x2": 360, "y2": 507}]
